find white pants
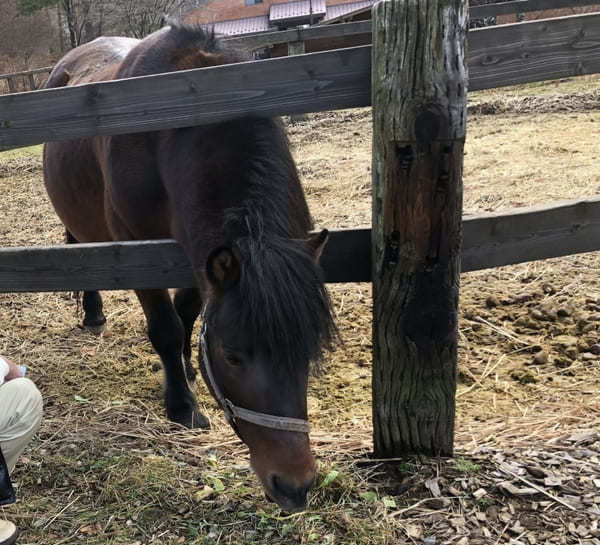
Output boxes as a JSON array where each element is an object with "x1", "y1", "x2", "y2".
[{"x1": 0, "y1": 378, "x2": 43, "y2": 472}]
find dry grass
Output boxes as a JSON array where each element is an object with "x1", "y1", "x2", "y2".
[{"x1": 0, "y1": 74, "x2": 599, "y2": 544}]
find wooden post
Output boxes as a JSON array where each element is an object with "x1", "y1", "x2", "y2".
[
  {"x1": 288, "y1": 38, "x2": 308, "y2": 123},
  {"x1": 27, "y1": 73, "x2": 36, "y2": 91},
  {"x1": 6, "y1": 77, "x2": 16, "y2": 94},
  {"x1": 371, "y1": 0, "x2": 467, "y2": 457}
]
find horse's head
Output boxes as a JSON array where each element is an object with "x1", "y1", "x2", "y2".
[{"x1": 200, "y1": 230, "x2": 333, "y2": 512}]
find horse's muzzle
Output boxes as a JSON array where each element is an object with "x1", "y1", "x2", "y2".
[{"x1": 265, "y1": 473, "x2": 314, "y2": 512}]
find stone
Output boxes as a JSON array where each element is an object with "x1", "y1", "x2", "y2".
[
  {"x1": 532, "y1": 350, "x2": 548, "y2": 365},
  {"x1": 486, "y1": 295, "x2": 500, "y2": 308}
]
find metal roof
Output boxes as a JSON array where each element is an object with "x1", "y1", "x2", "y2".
[
  {"x1": 212, "y1": 15, "x2": 272, "y2": 35},
  {"x1": 322, "y1": 0, "x2": 374, "y2": 22},
  {"x1": 269, "y1": 0, "x2": 327, "y2": 22}
]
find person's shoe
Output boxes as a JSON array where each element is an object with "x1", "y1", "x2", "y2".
[{"x1": 0, "y1": 520, "x2": 18, "y2": 545}]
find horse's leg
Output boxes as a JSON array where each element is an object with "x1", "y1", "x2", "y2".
[
  {"x1": 173, "y1": 287, "x2": 202, "y2": 382},
  {"x1": 136, "y1": 288, "x2": 209, "y2": 429},
  {"x1": 65, "y1": 230, "x2": 106, "y2": 333}
]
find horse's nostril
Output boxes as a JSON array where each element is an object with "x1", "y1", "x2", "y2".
[{"x1": 269, "y1": 474, "x2": 311, "y2": 509}]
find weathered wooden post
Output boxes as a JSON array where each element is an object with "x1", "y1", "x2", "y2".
[
  {"x1": 288, "y1": 36, "x2": 308, "y2": 123},
  {"x1": 371, "y1": 0, "x2": 467, "y2": 456},
  {"x1": 27, "y1": 73, "x2": 37, "y2": 91}
]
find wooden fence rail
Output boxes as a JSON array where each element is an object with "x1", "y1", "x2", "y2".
[
  {"x1": 0, "y1": 46, "x2": 371, "y2": 151},
  {"x1": 1, "y1": 11, "x2": 599, "y2": 152},
  {"x1": 227, "y1": 0, "x2": 600, "y2": 50},
  {"x1": 470, "y1": 0, "x2": 600, "y2": 18},
  {"x1": 225, "y1": 19, "x2": 372, "y2": 50},
  {"x1": 0, "y1": 197, "x2": 598, "y2": 292},
  {"x1": 0, "y1": 66, "x2": 53, "y2": 94}
]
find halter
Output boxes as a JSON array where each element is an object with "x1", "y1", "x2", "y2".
[{"x1": 199, "y1": 306, "x2": 311, "y2": 435}]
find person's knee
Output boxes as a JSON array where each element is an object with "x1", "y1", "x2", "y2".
[{"x1": 3, "y1": 378, "x2": 43, "y2": 426}]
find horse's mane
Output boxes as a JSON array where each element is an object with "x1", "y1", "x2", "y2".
[
  {"x1": 118, "y1": 21, "x2": 249, "y2": 77},
  {"x1": 233, "y1": 224, "x2": 337, "y2": 371},
  {"x1": 132, "y1": 22, "x2": 338, "y2": 368}
]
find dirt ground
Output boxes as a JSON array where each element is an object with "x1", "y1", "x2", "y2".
[{"x1": 0, "y1": 75, "x2": 599, "y2": 544}]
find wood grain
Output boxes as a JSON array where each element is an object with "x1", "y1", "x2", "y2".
[
  {"x1": 0, "y1": 46, "x2": 372, "y2": 151},
  {"x1": 0, "y1": 198, "x2": 598, "y2": 292},
  {"x1": 371, "y1": 0, "x2": 466, "y2": 457},
  {"x1": 469, "y1": 12, "x2": 600, "y2": 90},
  {"x1": 2, "y1": 13, "x2": 600, "y2": 150},
  {"x1": 225, "y1": 20, "x2": 372, "y2": 50},
  {"x1": 470, "y1": 0, "x2": 600, "y2": 19},
  {"x1": 0, "y1": 66, "x2": 53, "y2": 80}
]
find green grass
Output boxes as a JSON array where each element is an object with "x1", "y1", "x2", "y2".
[
  {"x1": 0, "y1": 144, "x2": 43, "y2": 161},
  {"x1": 454, "y1": 458, "x2": 481, "y2": 473}
]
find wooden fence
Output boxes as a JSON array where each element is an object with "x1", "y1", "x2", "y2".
[
  {"x1": 0, "y1": 66, "x2": 53, "y2": 94},
  {"x1": 0, "y1": 196, "x2": 597, "y2": 292},
  {"x1": 1, "y1": 0, "x2": 598, "y2": 95},
  {"x1": 0, "y1": 1, "x2": 599, "y2": 454},
  {"x1": 225, "y1": 0, "x2": 600, "y2": 51},
  {"x1": 2, "y1": 11, "x2": 600, "y2": 150},
  {"x1": 470, "y1": 0, "x2": 600, "y2": 18}
]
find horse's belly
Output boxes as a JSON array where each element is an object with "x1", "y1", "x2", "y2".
[{"x1": 43, "y1": 139, "x2": 112, "y2": 243}]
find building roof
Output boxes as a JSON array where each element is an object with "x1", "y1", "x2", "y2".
[
  {"x1": 200, "y1": 0, "x2": 374, "y2": 36},
  {"x1": 270, "y1": 0, "x2": 327, "y2": 23},
  {"x1": 322, "y1": 0, "x2": 374, "y2": 22},
  {"x1": 213, "y1": 15, "x2": 272, "y2": 35}
]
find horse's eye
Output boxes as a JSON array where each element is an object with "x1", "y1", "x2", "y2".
[{"x1": 223, "y1": 350, "x2": 244, "y2": 367}]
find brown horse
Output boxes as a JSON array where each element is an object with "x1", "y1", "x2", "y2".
[{"x1": 43, "y1": 24, "x2": 335, "y2": 511}]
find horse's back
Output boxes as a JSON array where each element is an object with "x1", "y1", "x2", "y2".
[
  {"x1": 44, "y1": 37, "x2": 139, "y2": 243},
  {"x1": 46, "y1": 36, "x2": 139, "y2": 88}
]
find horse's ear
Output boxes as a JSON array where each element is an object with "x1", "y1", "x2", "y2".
[
  {"x1": 306, "y1": 229, "x2": 329, "y2": 263},
  {"x1": 206, "y1": 247, "x2": 241, "y2": 292}
]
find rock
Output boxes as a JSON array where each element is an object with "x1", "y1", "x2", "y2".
[
  {"x1": 530, "y1": 309, "x2": 545, "y2": 320},
  {"x1": 486, "y1": 295, "x2": 500, "y2": 308},
  {"x1": 590, "y1": 343, "x2": 600, "y2": 355},
  {"x1": 542, "y1": 283, "x2": 556, "y2": 294},
  {"x1": 531, "y1": 350, "x2": 548, "y2": 365}
]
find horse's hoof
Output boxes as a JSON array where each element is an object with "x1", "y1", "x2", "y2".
[
  {"x1": 169, "y1": 407, "x2": 210, "y2": 429},
  {"x1": 83, "y1": 321, "x2": 106, "y2": 335},
  {"x1": 83, "y1": 315, "x2": 106, "y2": 335}
]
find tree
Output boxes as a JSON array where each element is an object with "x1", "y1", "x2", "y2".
[
  {"x1": 0, "y1": 0, "x2": 56, "y2": 70},
  {"x1": 118, "y1": 0, "x2": 189, "y2": 39},
  {"x1": 16, "y1": 0, "x2": 57, "y2": 15}
]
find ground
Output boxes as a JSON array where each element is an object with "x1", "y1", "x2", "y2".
[{"x1": 0, "y1": 75, "x2": 599, "y2": 544}]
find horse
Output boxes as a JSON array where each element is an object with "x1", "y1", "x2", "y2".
[{"x1": 43, "y1": 23, "x2": 336, "y2": 512}]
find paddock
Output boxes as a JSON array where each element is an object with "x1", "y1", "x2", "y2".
[
  {"x1": 1, "y1": 73, "x2": 599, "y2": 542},
  {"x1": 1, "y1": 1, "x2": 600, "y2": 542}
]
